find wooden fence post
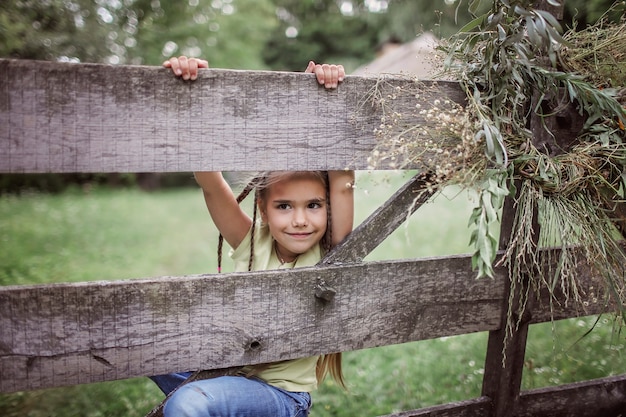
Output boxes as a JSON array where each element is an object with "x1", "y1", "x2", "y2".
[
  {"x1": 481, "y1": 3, "x2": 566, "y2": 415},
  {"x1": 480, "y1": 187, "x2": 539, "y2": 417}
]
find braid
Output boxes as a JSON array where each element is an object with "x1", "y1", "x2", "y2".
[
  {"x1": 248, "y1": 188, "x2": 259, "y2": 272},
  {"x1": 217, "y1": 234, "x2": 224, "y2": 273},
  {"x1": 217, "y1": 179, "x2": 258, "y2": 273},
  {"x1": 320, "y1": 172, "x2": 344, "y2": 387},
  {"x1": 317, "y1": 172, "x2": 343, "y2": 388},
  {"x1": 323, "y1": 171, "x2": 332, "y2": 253}
]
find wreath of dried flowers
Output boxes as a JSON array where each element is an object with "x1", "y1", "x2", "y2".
[{"x1": 364, "y1": 0, "x2": 626, "y2": 337}]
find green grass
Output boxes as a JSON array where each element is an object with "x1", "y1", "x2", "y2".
[
  {"x1": 315, "y1": 333, "x2": 488, "y2": 416},
  {"x1": 1, "y1": 172, "x2": 624, "y2": 417},
  {"x1": 0, "y1": 186, "x2": 217, "y2": 286}
]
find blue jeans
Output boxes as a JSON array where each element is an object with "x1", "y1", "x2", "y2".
[
  {"x1": 150, "y1": 374, "x2": 311, "y2": 417},
  {"x1": 150, "y1": 372, "x2": 194, "y2": 395}
]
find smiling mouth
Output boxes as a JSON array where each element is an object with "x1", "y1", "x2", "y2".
[{"x1": 288, "y1": 232, "x2": 312, "y2": 238}]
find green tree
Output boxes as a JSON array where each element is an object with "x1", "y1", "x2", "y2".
[
  {"x1": 127, "y1": 0, "x2": 277, "y2": 68},
  {"x1": 3, "y1": 0, "x2": 618, "y2": 70},
  {"x1": 260, "y1": 0, "x2": 487, "y2": 72},
  {"x1": 378, "y1": 0, "x2": 480, "y2": 40},
  {"x1": 0, "y1": 0, "x2": 276, "y2": 68},
  {"x1": 0, "y1": 0, "x2": 112, "y2": 61},
  {"x1": 262, "y1": 0, "x2": 386, "y2": 72}
]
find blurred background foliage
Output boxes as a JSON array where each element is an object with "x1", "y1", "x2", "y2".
[
  {"x1": 1, "y1": 0, "x2": 620, "y2": 70},
  {"x1": 0, "y1": 0, "x2": 621, "y2": 194}
]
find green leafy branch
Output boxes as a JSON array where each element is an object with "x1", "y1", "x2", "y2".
[
  {"x1": 468, "y1": 169, "x2": 512, "y2": 278},
  {"x1": 443, "y1": 0, "x2": 626, "y2": 284}
]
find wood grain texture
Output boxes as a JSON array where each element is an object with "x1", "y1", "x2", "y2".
[
  {"x1": 517, "y1": 374, "x2": 626, "y2": 417},
  {"x1": 481, "y1": 184, "x2": 538, "y2": 417},
  {"x1": 0, "y1": 252, "x2": 612, "y2": 393},
  {"x1": 0, "y1": 256, "x2": 501, "y2": 392},
  {"x1": 378, "y1": 373, "x2": 626, "y2": 417},
  {"x1": 380, "y1": 397, "x2": 491, "y2": 417},
  {"x1": 0, "y1": 58, "x2": 466, "y2": 173}
]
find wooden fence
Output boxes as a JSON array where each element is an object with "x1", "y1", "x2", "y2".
[{"x1": 1, "y1": 57, "x2": 625, "y2": 417}]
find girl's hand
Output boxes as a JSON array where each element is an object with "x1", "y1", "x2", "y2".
[
  {"x1": 163, "y1": 56, "x2": 209, "y2": 81},
  {"x1": 305, "y1": 61, "x2": 345, "y2": 89}
]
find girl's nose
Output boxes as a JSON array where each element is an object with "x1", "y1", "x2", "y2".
[{"x1": 292, "y1": 210, "x2": 308, "y2": 227}]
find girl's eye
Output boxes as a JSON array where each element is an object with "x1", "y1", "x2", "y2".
[
  {"x1": 308, "y1": 202, "x2": 323, "y2": 209},
  {"x1": 277, "y1": 203, "x2": 291, "y2": 210}
]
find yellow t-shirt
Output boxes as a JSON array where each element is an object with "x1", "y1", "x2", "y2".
[{"x1": 230, "y1": 222, "x2": 322, "y2": 392}]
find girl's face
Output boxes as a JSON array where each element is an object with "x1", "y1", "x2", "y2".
[{"x1": 260, "y1": 175, "x2": 328, "y2": 262}]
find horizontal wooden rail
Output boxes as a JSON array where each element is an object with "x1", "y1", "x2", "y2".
[
  {"x1": 0, "y1": 251, "x2": 610, "y2": 393},
  {"x1": 381, "y1": 397, "x2": 492, "y2": 417},
  {"x1": 517, "y1": 373, "x2": 626, "y2": 417},
  {"x1": 0, "y1": 58, "x2": 465, "y2": 173},
  {"x1": 378, "y1": 373, "x2": 626, "y2": 417}
]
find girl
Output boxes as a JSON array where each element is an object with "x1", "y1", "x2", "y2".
[{"x1": 152, "y1": 57, "x2": 354, "y2": 417}]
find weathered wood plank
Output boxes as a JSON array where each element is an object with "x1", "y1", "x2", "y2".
[
  {"x1": 379, "y1": 397, "x2": 491, "y2": 417},
  {"x1": 482, "y1": 183, "x2": 539, "y2": 417},
  {"x1": 0, "y1": 256, "x2": 504, "y2": 393},
  {"x1": 0, "y1": 58, "x2": 466, "y2": 173},
  {"x1": 0, "y1": 252, "x2": 613, "y2": 393},
  {"x1": 378, "y1": 373, "x2": 626, "y2": 417},
  {"x1": 517, "y1": 374, "x2": 626, "y2": 417}
]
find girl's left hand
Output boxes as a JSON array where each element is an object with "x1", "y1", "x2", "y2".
[
  {"x1": 305, "y1": 61, "x2": 345, "y2": 89},
  {"x1": 163, "y1": 56, "x2": 209, "y2": 81}
]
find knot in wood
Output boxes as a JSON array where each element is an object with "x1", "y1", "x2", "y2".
[
  {"x1": 246, "y1": 339, "x2": 263, "y2": 351},
  {"x1": 314, "y1": 279, "x2": 336, "y2": 302}
]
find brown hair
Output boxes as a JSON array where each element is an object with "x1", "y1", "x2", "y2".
[
  {"x1": 217, "y1": 171, "x2": 344, "y2": 388},
  {"x1": 317, "y1": 352, "x2": 346, "y2": 389}
]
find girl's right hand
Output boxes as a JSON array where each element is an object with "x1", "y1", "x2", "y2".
[
  {"x1": 305, "y1": 61, "x2": 345, "y2": 89},
  {"x1": 163, "y1": 56, "x2": 209, "y2": 81}
]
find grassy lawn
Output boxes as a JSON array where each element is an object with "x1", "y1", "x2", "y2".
[{"x1": 0, "y1": 172, "x2": 624, "y2": 417}]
